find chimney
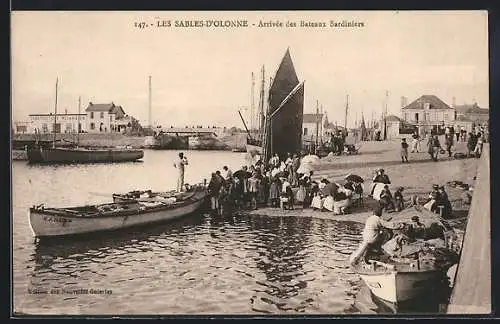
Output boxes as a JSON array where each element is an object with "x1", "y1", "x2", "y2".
[
  {"x1": 65, "y1": 109, "x2": 68, "y2": 115},
  {"x1": 452, "y1": 97, "x2": 456, "y2": 108},
  {"x1": 89, "y1": 101, "x2": 93, "y2": 105},
  {"x1": 400, "y1": 96, "x2": 408, "y2": 108}
]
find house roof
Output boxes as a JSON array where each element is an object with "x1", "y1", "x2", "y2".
[
  {"x1": 110, "y1": 105, "x2": 126, "y2": 115},
  {"x1": 385, "y1": 115, "x2": 402, "y2": 122},
  {"x1": 303, "y1": 113, "x2": 323, "y2": 124},
  {"x1": 455, "y1": 104, "x2": 489, "y2": 115},
  {"x1": 456, "y1": 115, "x2": 473, "y2": 122},
  {"x1": 402, "y1": 95, "x2": 453, "y2": 110},
  {"x1": 86, "y1": 102, "x2": 118, "y2": 112}
]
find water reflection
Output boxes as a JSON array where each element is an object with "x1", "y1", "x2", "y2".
[
  {"x1": 247, "y1": 216, "x2": 313, "y2": 313},
  {"x1": 30, "y1": 212, "x2": 208, "y2": 279},
  {"x1": 22, "y1": 203, "x2": 449, "y2": 315}
]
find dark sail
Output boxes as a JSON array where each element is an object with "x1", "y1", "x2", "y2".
[
  {"x1": 247, "y1": 48, "x2": 305, "y2": 163},
  {"x1": 268, "y1": 48, "x2": 300, "y2": 115},
  {"x1": 268, "y1": 82, "x2": 305, "y2": 158}
]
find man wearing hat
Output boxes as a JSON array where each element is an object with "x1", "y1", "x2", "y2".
[{"x1": 437, "y1": 185, "x2": 453, "y2": 218}]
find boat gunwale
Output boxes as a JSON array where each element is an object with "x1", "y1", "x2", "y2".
[
  {"x1": 29, "y1": 190, "x2": 207, "y2": 219},
  {"x1": 38, "y1": 147, "x2": 144, "y2": 153},
  {"x1": 356, "y1": 268, "x2": 444, "y2": 275}
]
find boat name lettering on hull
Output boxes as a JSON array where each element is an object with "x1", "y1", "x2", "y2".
[{"x1": 43, "y1": 216, "x2": 72, "y2": 223}]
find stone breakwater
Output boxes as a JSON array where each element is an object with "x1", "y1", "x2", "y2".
[{"x1": 13, "y1": 133, "x2": 249, "y2": 150}]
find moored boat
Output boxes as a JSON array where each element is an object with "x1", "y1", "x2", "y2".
[
  {"x1": 354, "y1": 259, "x2": 448, "y2": 304},
  {"x1": 29, "y1": 184, "x2": 208, "y2": 238},
  {"x1": 27, "y1": 146, "x2": 144, "y2": 164},
  {"x1": 351, "y1": 206, "x2": 461, "y2": 306}
]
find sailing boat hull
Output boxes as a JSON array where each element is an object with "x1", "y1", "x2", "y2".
[{"x1": 27, "y1": 147, "x2": 144, "y2": 164}]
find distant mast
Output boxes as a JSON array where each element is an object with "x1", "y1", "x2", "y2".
[
  {"x1": 258, "y1": 65, "x2": 266, "y2": 140},
  {"x1": 53, "y1": 78, "x2": 59, "y2": 148},
  {"x1": 344, "y1": 94, "x2": 349, "y2": 132},
  {"x1": 148, "y1": 75, "x2": 152, "y2": 128},
  {"x1": 77, "y1": 96, "x2": 81, "y2": 146},
  {"x1": 315, "y1": 100, "x2": 319, "y2": 149},
  {"x1": 383, "y1": 90, "x2": 388, "y2": 140},
  {"x1": 320, "y1": 104, "x2": 323, "y2": 145},
  {"x1": 251, "y1": 72, "x2": 255, "y2": 131}
]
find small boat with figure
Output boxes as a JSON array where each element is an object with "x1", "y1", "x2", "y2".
[
  {"x1": 29, "y1": 183, "x2": 208, "y2": 238},
  {"x1": 351, "y1": 207, "x2": 462, "y2": 306}
]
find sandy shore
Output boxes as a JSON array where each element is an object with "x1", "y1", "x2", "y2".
[{"x1": 242, "y1": 139, "x2": 480, "y2": 224}]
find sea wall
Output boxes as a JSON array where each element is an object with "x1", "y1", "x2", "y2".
[
  {"x1": 12, "y1": 133, "x2": 146, "y2": 148},
  {"x1": 447, "y1": 144, "x2": 490, "y2": 314},
  {"x1": 12, "y1": 132, "x2": 251, "y2": 150}
]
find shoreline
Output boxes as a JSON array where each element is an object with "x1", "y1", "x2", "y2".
[{"x1": 238, "y1": 140, "x2": 480, "y2": 228}]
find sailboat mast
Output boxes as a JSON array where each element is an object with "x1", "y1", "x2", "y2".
[
  {"x1": 344, "y1": 94, "x2": 349, "y2": 131},
  {"x1": 320, "y1": 104, "x2": 323, "y2": 145},
  {"x1": 148, "y1": 75, "x2": 152, "y2": 128},
  {"x1": 259, "y1": 66, "x2": 265, "y2": 135},
  {"x1": 77, "y1": 96, "x2": 81, "y2": 146},
  {"x1": 251, "y1": 72, "x2": 255, "y2": 131},
  {"x1": 53, "y1": 78, "x2": 59, "y2": 148},
  {"x1": 384, "y1": 90, "x2": 388, "y2": 140},
  {"x1": 315, "y1": 100, "x2": 319, "y2": 149}
]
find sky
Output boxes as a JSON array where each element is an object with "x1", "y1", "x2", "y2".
[{"x1": 11, "y1": 10, "x2": 489, "y2": 129}]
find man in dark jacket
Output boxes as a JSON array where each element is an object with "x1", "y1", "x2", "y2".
[{"x1": 445, "y1": 134, "x2": 454, "y2": 158}]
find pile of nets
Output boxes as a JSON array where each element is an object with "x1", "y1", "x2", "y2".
[{"x1": 375, "y1": 206, "x2": 461, "y2": 271}]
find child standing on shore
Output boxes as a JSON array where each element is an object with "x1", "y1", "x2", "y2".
[
  {"x1": 394, "y1": 187, "x2": 405, "y2": 212},
  {"x1": 401, "y1": 138, "x2": 409, "y2": 163}
]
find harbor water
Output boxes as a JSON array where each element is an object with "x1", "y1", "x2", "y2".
[{"x1": 12, "y1": 150, "x2": 441, "y2": 315}]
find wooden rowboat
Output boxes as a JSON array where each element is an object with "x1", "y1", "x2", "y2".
[
  {"x1": 29, "y1": 185, "x2": 208, "y2": 238},
  {"x1": 354, "y1": 259, "x2": 448, "y2": 305},
  {"x1": 27, "y1": 146, "x2": 144, "y2": 164}
]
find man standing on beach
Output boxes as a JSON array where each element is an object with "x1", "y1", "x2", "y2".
[{"x1": 174, "y1": 152, "x2": 189, "y2": 191}]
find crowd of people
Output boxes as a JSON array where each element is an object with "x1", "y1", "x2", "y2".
[
  {"x1": 400, "y1": 125, "x2": 487, "y2": 163},
  {"x1": 205, "y1": 152, "x2": 369, "y2": 216}
]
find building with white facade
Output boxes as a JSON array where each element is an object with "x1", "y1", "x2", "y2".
[
  {"x1": 302, "y1": 113, "x2": 323, "y2": 143},
  {"x1": 400, "y1": 95, "x2": 456, "y2": 135},
  {"x1": 85, "y1": 102, "x2": 128, "y2": 133},
  {"x1": 28, "y1": 113, "x2": 87, "y2": 134}
]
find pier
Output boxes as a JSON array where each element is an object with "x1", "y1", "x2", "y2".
[{"x1": 447, "y1": 144, "x2": 491, "y2": 314}]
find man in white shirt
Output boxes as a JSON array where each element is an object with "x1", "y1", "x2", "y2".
[
  {"x1": 349, "y1": 206, "x2": 402, "y2": 266},
  {"x1": 221, "y1": 165, "x2": 233, "y2": 181},
  {"x1": 173, "y1": 152, "x2": 188, "y2": 192}
]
